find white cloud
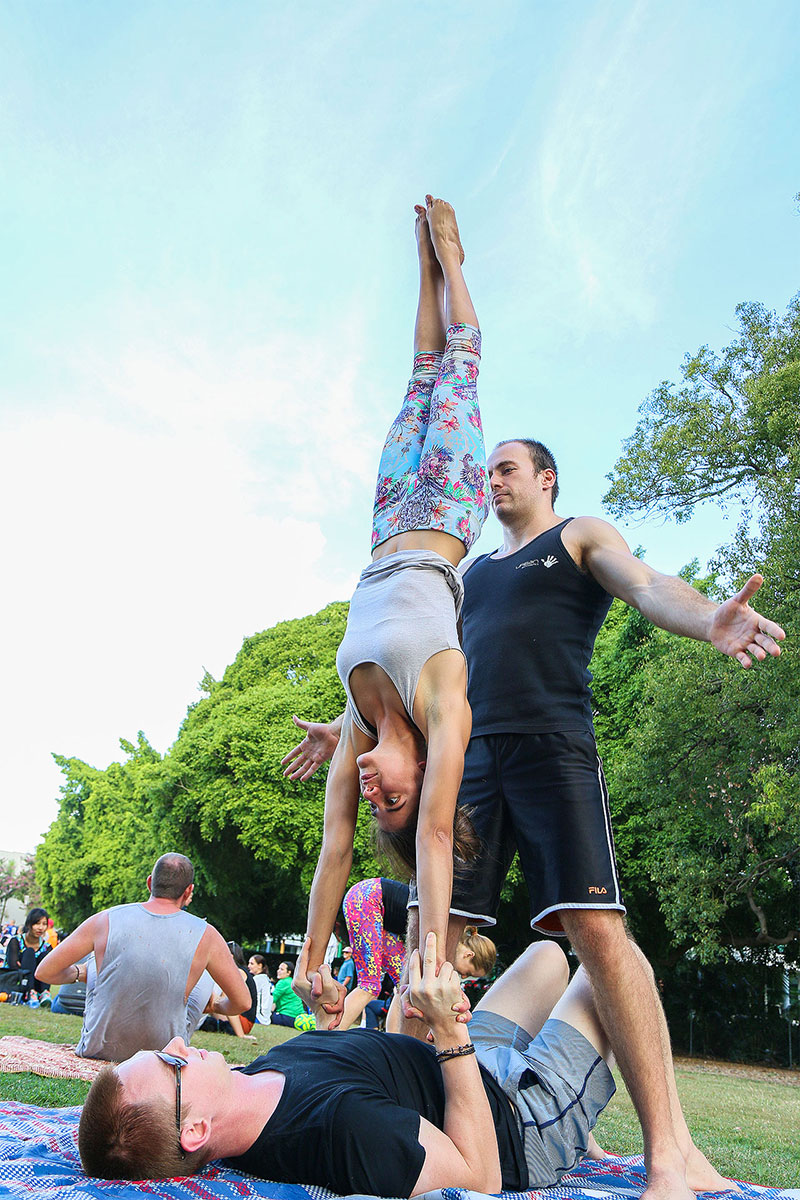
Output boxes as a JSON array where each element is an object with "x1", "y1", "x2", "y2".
[{"x1": 1, "y1": 310, "x2": 377, "y2": 851}]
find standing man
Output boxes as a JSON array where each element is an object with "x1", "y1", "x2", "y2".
[
  {"x1": 283, "y1": 438, "x2": 784, "y2": 1200},
  {"x1": 36, "y1": 852, "x2": 250, "y2": 1061},
  {"x1": 426, "y1": 438, "x2": 784, "y2": 1198},
  {"x1": 337, "y1": 945, "x2": 357, "y2": 994}
]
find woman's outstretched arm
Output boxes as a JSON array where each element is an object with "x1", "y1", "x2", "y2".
[
  {"x1": 281, "y1": 712, "x2": 344, "y2": 781},
  {"x1": 301, "y1": 712, "x2": 362, "y2": 985},
  {"x1": 415, "y1": 653, "x2": 472, "y2": 967}
]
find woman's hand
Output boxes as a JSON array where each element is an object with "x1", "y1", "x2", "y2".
[
  {"x1": 293, "y1": 937, "x2": 347, "y2": 1029},
  {"x1": 281, "y1": 715, "x2": 342, "y2": 781}
]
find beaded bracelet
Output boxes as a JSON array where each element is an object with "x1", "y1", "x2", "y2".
[{"x1": 435, "y1": 1043, "x2": 476, "y2": 1064}]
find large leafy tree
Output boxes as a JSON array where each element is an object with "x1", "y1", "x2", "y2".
[
  {"x1": 604, "y1": 295, "x2": 800, "y2": 526},
  {"x1": 601, "y1": 293, "x2": 800, "y2": 963},
  {"x1": 37, "y1": 737, "x2": 166, "y2": 929},
  {"x1": 37, "y1": 603, "x2": 385, "y2": 941}
]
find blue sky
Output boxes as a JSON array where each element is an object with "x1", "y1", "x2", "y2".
[{"x1": 2, "y1": 1, "x2": 797, "y2": 853}]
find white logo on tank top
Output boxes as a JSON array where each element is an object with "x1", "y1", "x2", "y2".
[{"x1": 516, "y1": 555, "x2": 559, "y2": 570}]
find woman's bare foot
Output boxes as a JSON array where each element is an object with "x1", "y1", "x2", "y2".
[
  {"x1": 425, "y1": 194, "x2": 465, "y2": 266},
  {"x1": 415, "y1": 204, "x2": 441, "y2": 276}
]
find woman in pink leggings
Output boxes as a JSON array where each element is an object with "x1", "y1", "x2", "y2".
[{"x1": 338, "y1": 877, "x2": 497, "y2": 1031}]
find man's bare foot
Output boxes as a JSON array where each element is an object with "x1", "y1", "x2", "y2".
[
  {"x1": 425, "y1": 194, "x2": 465, "y2": 267},
  {"x1": 415, "y1": 203, "x2": 441, "y2": 274},
  {"x1": 684, "y1": 1143, "x2": 737, "y2": 1193},
  {"x1": 585, "y1": 1132, "x2": 610, "y2": 1160},
  {"x1": 640, "y1": 1164, "x2": 694, "y2": 1200}
]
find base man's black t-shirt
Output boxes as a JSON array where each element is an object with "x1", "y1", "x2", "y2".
[{"x1": 225, "y1": 1030, "x2": 527, "y2": 1197}]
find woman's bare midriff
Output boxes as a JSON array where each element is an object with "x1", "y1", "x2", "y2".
[{"x1": 372, "y1": 528, "x2": 466, "y2": 567}]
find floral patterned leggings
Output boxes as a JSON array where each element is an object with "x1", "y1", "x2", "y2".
[
  {"x1": 371, "y1": 323, "x2": 489, "y2": 553},
  {"x1": 343, "y1": 878, "x2": 406, "y2": 997}
]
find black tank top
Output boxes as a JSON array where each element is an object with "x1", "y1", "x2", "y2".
[{"x1": 462, "y1": 518, "x2": 612, "y2": 735}]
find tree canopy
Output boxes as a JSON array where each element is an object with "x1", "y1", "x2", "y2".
[
  {"x1": 601, "y1": 292, "x2": 800, "y2": 964},
  {"x1": 38, "y1": 603, "x2": 383, "y2": 941},
  {"x1": 604, "y1": 295, "x2": 800, "y2": 526}
]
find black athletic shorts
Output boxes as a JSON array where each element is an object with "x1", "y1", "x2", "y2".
[{"x1": 411, "y1": 730, "x2": 625, "y2": 936}]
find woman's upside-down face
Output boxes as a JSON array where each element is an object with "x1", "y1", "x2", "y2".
[{"x1": 356, "y1": 746, "x2": 424, "y2": 829}]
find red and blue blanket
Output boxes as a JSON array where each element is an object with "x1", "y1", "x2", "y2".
[{"x1": 1, "y1": 1102, "x2": 797, "y2": 1200}]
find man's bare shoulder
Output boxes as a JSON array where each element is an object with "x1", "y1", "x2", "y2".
[
  {"x1": 84, "y1": 910, "x2": 109, "y2": 937},
  {"x1": 198, "y1": 921, "x2": 223, "y2": 946},
  {"x1": 564, "y1": 514, "x2": 621, "y2": 541},
  {"x1": 563, "y1": 515, "x2": 629, "y2": 552}
]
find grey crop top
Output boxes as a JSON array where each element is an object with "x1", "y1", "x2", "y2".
[{"x1": 336, "y1": 549, "x2": 465, "y2": 739}]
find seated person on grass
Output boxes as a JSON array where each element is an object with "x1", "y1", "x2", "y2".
[
  {"x1": 270, "y1": 960, "x2": 305, "y2": 1027},
  {"x1": 77, "y1": 933, "x2": 617, "y2": 1196},
  {"x1": 36, "y1": 853, "x2": 250, "y2": 1061}
]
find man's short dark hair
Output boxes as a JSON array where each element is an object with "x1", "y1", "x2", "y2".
[
  {"x1": 495, "y1": 439, "x2": 559, "y2": 504},
  {"x1": 150, "y1": 854, "x2": 194, "y2": 900},
  {"x1": 79, "y1": 1066, "x2": 205, "y2": 1179}
]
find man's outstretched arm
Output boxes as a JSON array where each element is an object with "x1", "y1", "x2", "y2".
[{"x1": 571, "y1": 516, "x2": 786, "y2": 667}]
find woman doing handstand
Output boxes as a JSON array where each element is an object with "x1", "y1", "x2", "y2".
[{"x1": 298, "y1": 197, "x2": 488, "y2": 997}]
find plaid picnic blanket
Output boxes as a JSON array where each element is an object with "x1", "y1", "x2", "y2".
[
  {"x1": 0, "y1": 1037, "x2": 110, "y2": 1081},
  {"x1": 1, "y1": 1101, "x2": 798, "y2": 1200}
]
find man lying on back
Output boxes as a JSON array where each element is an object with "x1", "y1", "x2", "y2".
[{"x1": 79, "y1": 932, "x2": 616, "y2": 1196}]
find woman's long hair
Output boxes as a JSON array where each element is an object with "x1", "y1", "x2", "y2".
[
  {"x1": 374, "y1": 806, "x2": 479, "y2": 881},
  {"x1": 22, "y1": 908, "x2": 48, "y2": 936},
  {"x1": 459, "y1": 925, "x2": 497, "y2": 975},
  {"x1": 226, "y1": 940, "x2": 247, "y2": 971}
]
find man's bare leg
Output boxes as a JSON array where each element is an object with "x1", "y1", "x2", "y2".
[
  {"x1": 474, "y1": 939, "x2": 569, "y2": 1033},
  {"x1": 560, "y1": 909, "x2": 729, "y2": 1198},
  {"x1": 625, "y1": 936, "x2": 731, "y2": 1192}
]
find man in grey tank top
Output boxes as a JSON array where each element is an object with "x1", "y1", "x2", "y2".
[{"x1": 36, "y1": 853, "x2": 251, "y2": 1061}]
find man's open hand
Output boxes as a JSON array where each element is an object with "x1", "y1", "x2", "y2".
[{"x1": 710, "y1": 575, "x2": 786, "y2": 668}]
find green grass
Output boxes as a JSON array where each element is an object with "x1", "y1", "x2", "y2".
[
  {"x1": 0, "y1": 1003, "x2": 298, "y2": 1108},
  {"x1": 2, "y1": 1007, "x2": 799, "y2": 1186},
  {"x1": 594, "y1": 1067, "x2": 800, "y2": 1186}
]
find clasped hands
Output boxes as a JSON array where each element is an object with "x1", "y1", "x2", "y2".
[
  {"x1": 292, "y1": 938, "x2": 348, "y2": 1029},
  {"x1": 405, "y1": 931, "x2": 470, "y2": 1036},
  {"x1": 293, "y1": 933, "x2": 470, "y2": 1033}
]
